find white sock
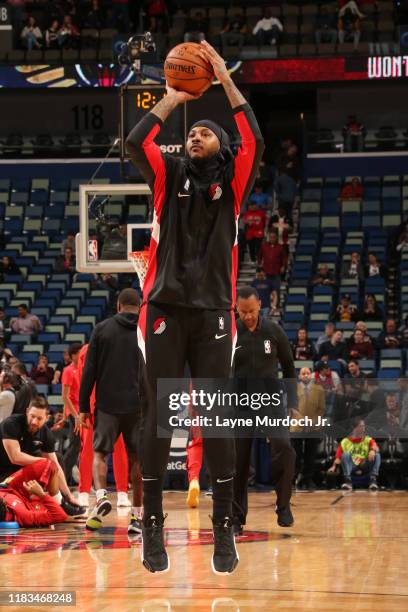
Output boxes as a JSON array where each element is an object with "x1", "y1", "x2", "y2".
[
  {"x1": 132, "y1": 506, "x2": 143, "y2": 519},
  {"x1": 96, "y1": 488, "x2": 107, "y2": 501},
  {"x1": 53, "y1": 492, "x2": 62, "y2": 505}
]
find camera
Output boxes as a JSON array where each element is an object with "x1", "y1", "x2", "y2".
[{"x1": 118, "y1": 32, "x2": 156, "y2": 72}]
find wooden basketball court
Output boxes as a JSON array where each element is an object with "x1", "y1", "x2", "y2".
[{"x1": 0, "y1": 490, "x2": 407, "y2": 611}]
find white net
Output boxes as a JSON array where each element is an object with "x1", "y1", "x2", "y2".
[{"x1": 129, "y1": 250, "x2": 150, "y2": 289}]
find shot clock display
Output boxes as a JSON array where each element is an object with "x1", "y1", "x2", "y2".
[{"x1": 135, "y1": 88, "x2": 167, "y2": 110}]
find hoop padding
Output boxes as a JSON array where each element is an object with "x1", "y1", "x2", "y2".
[{"x1": 129, "y1": 250, "x2": 150, "y2": 289}]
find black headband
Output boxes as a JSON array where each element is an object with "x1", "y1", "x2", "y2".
[{"x1": 189, "y1": 119, "x2": 230, "y2": 148}]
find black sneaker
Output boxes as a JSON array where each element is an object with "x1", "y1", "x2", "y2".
[
  {"x1": 232, "y1": 516, "x2": 243, "y2": 537},
  {"x1": 141, "y1": 515, "x2": 169, "y2": 573},
  {"x1": 128, "y1": 514, "x2": 143, "y2": 535},
  {"x1": 276, "y1": 505, "x2": 294, "y2": 527},
  {"x1": 61, "y1": 498, "x2": 86, "y2": 518},
  {"x1": 369, "y1": 476, "x2": 379, "y2": 491},
  {"x1": 341, "y1": 477, "x2": 353, "y2": 491},
  {"x1": 211, "y1": 516, "x2": 239, "y2": 575},
  {"x1": 304, "y1": 478, "x2": 317, "y2": 491}
]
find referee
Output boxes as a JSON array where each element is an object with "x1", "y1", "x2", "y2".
[
  {"x1": 233, "y1": 286, "x2": 297, "y2": 533},
  {"x1": 79, "y1": 288, "x2": 143, "y2": 534}
]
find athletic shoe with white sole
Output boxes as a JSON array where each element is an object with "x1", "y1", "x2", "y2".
[
  {"x1": 141, "y1": 514, "x2": 169, "y2": 573},
  {"x1": 77, "y1": 492, "x2": 90, "y2": 507},
  {"x1": 211, "y1": 516, "x2": 239, "y2": 575},
  {"x1": 85, "y1": 495, "x2": 112, "y2": 531},
  {"x1": 128, "y1": 514, "x2": 143, "y2": 535},
  {"x1": 186, "y1": 478, "x2": 200, "y2": 508},
  {"x1": 117, "y1": 491, "x2": 132, "y2": 507}
]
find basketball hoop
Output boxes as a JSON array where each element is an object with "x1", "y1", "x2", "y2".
[{"x1": 129, "y1": 250, "x2": 150, "y2": 289}]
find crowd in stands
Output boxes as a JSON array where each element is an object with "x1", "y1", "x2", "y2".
[{"x1": 5, "y1": 0, "x2": 402, "y2": 58}]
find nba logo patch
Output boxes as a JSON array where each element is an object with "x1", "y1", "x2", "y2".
[
  {"x1": 218, "y1": 316, "x2": 225, "y2": 331},
  {"x1": 264, "y1": 340, "x2": 271, "y2": 354},
  {"x1": 88, "y1": 239, "x2": 98, "y2": 262},
  {"x1": 153, "y1": 317, "x2": 167, "y2": 335}
]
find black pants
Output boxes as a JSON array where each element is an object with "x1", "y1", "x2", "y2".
[
  {"x1": 233, "y1": 435, "x2": 295, "y2": 525},
  {"x1": 138, "y1": 302, "x2": 236, "y2": 520},
  {"x1": 248, "y1": 237, "x2": 263, "y2": 262},
  {"x1": 292, "y1": 438, "x2": 320, "y2": 482}
]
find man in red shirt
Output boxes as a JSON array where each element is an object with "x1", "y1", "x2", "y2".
[
  {"x1": 61, "y1": 343, "x2": 84, "y2": 488},
  {"x1": 258, "y1": 231, "x2": 287, "y2": 303},
  {"x1": 339, "y1": 177, "x2": 364, "y2": 201},
  {"x1": 243, "y1": 201, "x2": 266, "y2": 262},
  {"x1": 0, "y1": 458, "x2": 68, "y2": 527}
]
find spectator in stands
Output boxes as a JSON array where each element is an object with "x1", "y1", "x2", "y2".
[
  {"x1": 20, "y1": 16, "x2": 43, "y2": 51},
  {"x1": 398, "y1": 378, "x2": 408, "y2": 431},
  {"x1": 45, "y1": 20, "x2": 60, "y2": 49},
  {"x1": 278, "y1": 144, "x2": 301, "y2": 184},
  {"x1": 248, "y1": 182, "x2": 271, "y2": 210},
  {"x1": 341, "y1": 251, "x2": 364, "y2": 281},
  {"x1": 377, "y1": 319, "x2": 403, "y2": 349},
  {"x1": 338, "y1": 177, "x2": 364, "y2": 202},
  {"x1": 395, "y1": 220, "x2": 408, "y2": 254},
  {"x1": 334, "y1": 293, "x2": 359, "y2": 323},
  {"x1": 253, "y1": 7, "x2": 283, "y2": 46},
  {"x1": 348, "y1": 322, "x2": 375, "y2": 352},
  {"x1": 399, "y1": 315, "x2": 408, "y2": 347},
  {"x1": 315, "y1": 5, "x2": 337, "y2": 45},
  {"x1": 364, "y1": 252, "x2": 385, "y2": 278},
  {"x1": 251, "y1": 270, "x2": 273, "y2": 310},
  {"x1": 274, "y1": 171, "x2": 297, "y2": 219},
  {"x1": 342, "y1": 114, "x2": 366, "y2": 152},
  {"x1": 328, "y1": 417, "x2": 380, "y2": 491},
  {"x1": 0, "y1": 255, "x2": 21, "y2": 277},
  {"x1": 292, "y1": 328, "x2": 317, "y2": 361},
  {"x1": 292, "y1": 367, "x2": 326, "y2": 490},
  {"x1": 11, "y1": 362, "x2": 37, "y2": 414},
  {"x1": 268, "y1": 206, "x2": 292, "y2": 247},
  {"x1": 144, "y1": 0, "x2": 168, "y2": 30},
  {"x1": 314, "y1": 361, "x2": 342, "y2": 393},
  {"x1": 184, "y1": 10, "x2": 208, "y2": 42},
  {"x1": 221, "y1": 13, "x2": 247, "y2": 51},
  {"x1": 0, "y1": 308, "x2": 10, "y2": 347},
  {"x1": 243, "y1": 202, "x2": 266, "y2": 262},
  {"x1": 61, "y1": 233, "x2": 76, "y2": 254},
  {"x1": 0, "y1": 372, "x2": 18, "y2": 422},
  {"x1": 348, "y1": 330, "x2": 374, "y2": 359},
  {"x1": 318, "y1": 330, "x2": 348, "y2": 364},
  {"x1": 337, "y1": 1, "x2": 363, "y2": 49},
  {"x1": 83, "y1": 0, "x2": 106, "y2": 29},
  {"x1": 361, "y1": 294, "x2": 383, "y2": 321},
  {"x1": 311, "y1": 264, "x2": 336, "y2": 286},
  {"x1": 10, "y1": 304, "x2": 42, "y2": 336},
  {"x1": 258, "y1": 231, "x2": 288, "y2": 302},
  {"x1": 384, "y1": 393, "x2": 403, "y2": 431},
  {"x1": 30, "y1": 355, "x2": 55, "y2": 387},
  {"x1": 344, "y1": 360, "x2": 367, "y2": 398},
  {"x1": 52, "y1": 349, "x2": 71, "y2": 385},
  {"x1": 55, "y1": 247, "x2": 76, "y2": 277},
  {"x1": 58, "y1": 15, "x2": 80, "y2": 49},
  {"x1": 316, "y1": 322, "x2": 336, "y2": 352},
  {"x1": 8, "y1": 0, "x2": 25, "y2": 31}
]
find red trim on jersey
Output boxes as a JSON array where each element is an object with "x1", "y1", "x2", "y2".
[{"x1": 231, "y1": 110, "x2": 258, "y2": 217}]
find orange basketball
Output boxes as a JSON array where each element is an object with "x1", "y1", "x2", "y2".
[{"x1": 164, "y1": 42, "x2": 214, "y2": 96}]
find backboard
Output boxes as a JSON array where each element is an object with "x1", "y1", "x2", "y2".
[{"x1": 76, "y1": 183, "x2": 152, "y2": 274}]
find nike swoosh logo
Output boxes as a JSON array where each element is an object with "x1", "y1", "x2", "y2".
[
  {"x1": 215, "y1": 334, "x2": 227, "y2": 340},
  {"x1": 235, "y1": 346, "x2": 242, "y2": 350},
  {"x1": 216, "y1": 477, "x2": 233, "y2": 483},
  {"x1": 178, "y1": 192, "x2": 190, "y2": 198}
]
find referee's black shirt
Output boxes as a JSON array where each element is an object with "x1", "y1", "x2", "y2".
[{"x1": 234, "y1": 316, "x2": 297, "y2": 407}]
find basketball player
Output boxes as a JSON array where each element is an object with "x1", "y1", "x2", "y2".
[
  {"x1": 0, "y1": 458, "x2": 68, "y2": 527},
  {"x1": 79, "y1": 289, "x2": 143, "y2": 534},
  {"x1": 233, "y1": 286, "x2": 297, "y2": 534},
  {"x1": 76, "y1": 343, "x2": 131, "y2": 509},
  {"x1": 126, "y1": 40, "x2": 264, "y2": 574}
]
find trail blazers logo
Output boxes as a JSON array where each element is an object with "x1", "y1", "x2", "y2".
[
  {"x1": 264, "y1": 340, "x2": 271, "y2": 354},
  {"x1": 209, "y1": 184, "x2": 222, "y2": 201},
  {"x1": 153, "y1": 317, "x2": 167, "y2": 335}
]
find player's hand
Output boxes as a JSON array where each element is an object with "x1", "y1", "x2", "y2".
[
  {"x1": 73, "y1": 415, "x2": 81, "y2": 434},
  {"x1": 199, "y1": 40, "x2": 229, "y2": 83},
  {"x1": 327, "y1": 465, "x2": 336, "y2": 473},
  {"x1": 165, "y1": 83, "x2": 202, "y2": 103},
  {"x1": 23, "y1": 480, "x2": 46, "y2": 498},
  {"x1": 79, "y1": 413, "x2": 90, "y2": 429}
]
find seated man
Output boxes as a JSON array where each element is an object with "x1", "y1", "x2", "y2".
[
  {"x1": 0, "y1": 397, "x2": 85, "y2": 517},
  {"x1": 311, "y1": 264, "x2": 336, "y2": 286},
  {"x1": 328, "y1": 418, "x2": 380, "y2": 490},
  {"x1": 0, "y1": 458, "x2": 67, "y2": 527},
  {"x1": 338, "y1": 177, "x2": 364, "y2": 202}
]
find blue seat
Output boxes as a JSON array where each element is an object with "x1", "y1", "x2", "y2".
[
  {"x1": 10, "y1": 334, "x2": 32, "y2": 344},
  {"x1": 44, "y1": 205, "x2": 64, "y2": 219},
  {"x1": 378, "y1": 369, "x2": 401, "y2": 378},
  {"x1": 37, "y1": 332, "x2": 61, "y2": 344},
  {"x1": 35, "y1": 384, "x2": 50, "y2": 397}
]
